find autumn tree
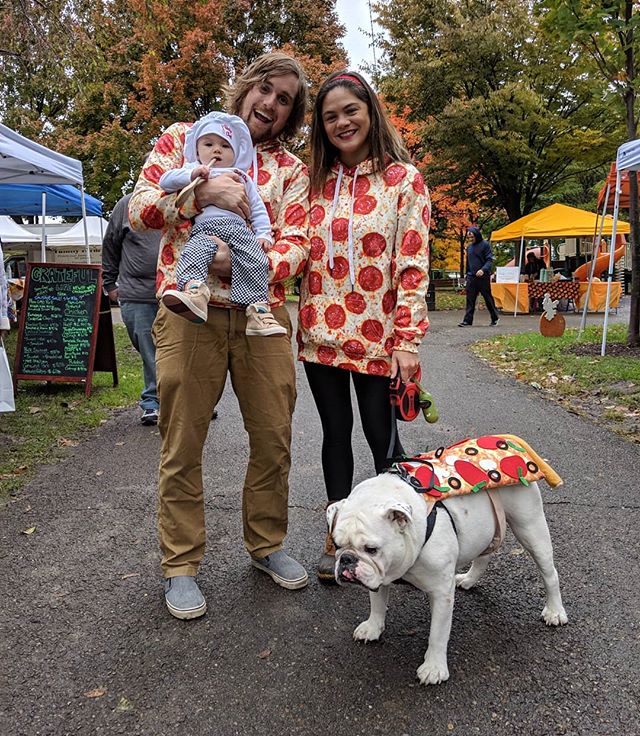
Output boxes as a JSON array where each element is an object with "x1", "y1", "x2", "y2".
[
  {"x1": 374, "y1": 0, "x2": 620, "y2": 222},
  {"x1": 0, "y1": 0, "x2": 346, "y2": 211},
  {"x1": 540, "y1": 0, "x2": 640, "y2": 345}
]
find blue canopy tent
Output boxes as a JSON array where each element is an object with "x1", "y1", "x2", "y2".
[
  {"x1": 0, "y1": 123, "x2": 93, "y2": 261},
  {"x1": 0, "y1": 184, "x2": 102, "y2": 217}
]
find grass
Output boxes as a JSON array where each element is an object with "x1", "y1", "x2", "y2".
[
  {"x1": 436, "y1": 289, "x2": 466, "y2": 310},
  {"x1": 0, "y1": 324, "x2": 143, "y2": 502},
  {"x1": 470, "y1": 323, "x2": 640, "y2": 442}
]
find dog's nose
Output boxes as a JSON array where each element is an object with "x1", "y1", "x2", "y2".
[{"x1": 340, "y1": 552, "x2": 357, "y2": 567}]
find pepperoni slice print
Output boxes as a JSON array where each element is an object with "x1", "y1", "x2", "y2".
[
  {"x1": 343, "y1": 340, "x2": 366, "y2": 360},
  {"x1": 394, "y1": 305, "x2": 412, "y2": 327},
  {"x1": 330, "y1": 256, "x2": 350, "y2": 280},
  {"x1": 382, "y1": 290, "x2": 397, "y2": 314},
  {"x1": 142, "y1": 205, "x2": 165, "y2": 230},
  {"x1": 400, "y1": 267, "x2": 424, "y2": 290},
  {"x1": 358, "y1": 266, "x2": 383, "y2": 292},
  {"x1": 366, "y1": 360, "x2": 389, "y2": 376},
  {"x1": 143, "y1": 164, "x2": 164, "y2": 184},
  {"x1": 362, "y1": 232, "x2": 386, "y2": 257},
  {"x1": 353, "y1": 196, "x2": 377, "y2": 215},
  {"x1": 384, "y1": 164, "x2": 407, "y2": 186},
  {"x1": 285, "y1": 203, "x2": 306, "y2": 227},
  {"x1": 299, "y1": 304, "x2": 318, "y2": 329},
  {"x1": 308, "y1": 271, "x2": 323, "y2": 295},
  {"x1": 412, "y1": 173, "x2": 426, "y2": 195},
  {"x1": 325, "y1": 304, "x2": 346, "y2": 329},
  {"x1": 310, "y1": 237, "x2": 325, "y2": 261},
  {"x1": 500, "y1": 455, "x2": 529, "y2": 483},
  {"x1": 156, "y1": 133, "x2": 175, "y2": 155},
  {"x1": 361, "y1": 319, "x2": 384, "y2": 342},
  {"x1": 310, "y1": 205, "x2": 325, "y2": 226},
  {"x1": 331, "y1": 218, "x2": 349, "y2": 241},
  {"x1": 401, "y1": 230, "x2": 423, "y2": 256},
  {"x1": 345, "y1": 292, "x2": 366, "y2": 314},
  {"x1": 160, "y1": 244, "x2": 175, "y2": 266},
  {"x1": 454, "y1": 460, "x2": 490, "y2": 490},
  {"x1": 275, "y1": 261, "x2": 290, "y2": 281},
  {"x1": 317, "y1": 346, "x2": 337, "y2": 365}
]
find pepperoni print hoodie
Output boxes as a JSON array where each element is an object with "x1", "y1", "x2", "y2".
[
  {"x1": 297, "y1": 159, "x2": 430, "y2": 375},
  {"x1": 128, "y1": 122, "x2": 310, "y2": 308}
]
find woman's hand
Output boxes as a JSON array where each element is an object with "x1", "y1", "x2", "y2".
[{"x1": 390, "y1": 350, "x2": 420, "y2": 383}]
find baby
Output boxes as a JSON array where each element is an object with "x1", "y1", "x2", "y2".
[{"x1": 159, "y1": 111, "x2": 286, "y2": 336}]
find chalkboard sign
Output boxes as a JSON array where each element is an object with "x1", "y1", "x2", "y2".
[{"x1": 14, "y1": 263, "x2": 118, "y2": 397}]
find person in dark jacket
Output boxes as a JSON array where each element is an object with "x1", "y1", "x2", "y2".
[
  {"x1": 458, "y1": 226, "x2": 500, "y2": 327},
  {"x1": 102, "y1": 192, "x2": 161, "y2": 424}
]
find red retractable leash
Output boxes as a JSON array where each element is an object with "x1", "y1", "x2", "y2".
[{"x1": 387, "y1": 367, "x2": 439, "y2": 460}]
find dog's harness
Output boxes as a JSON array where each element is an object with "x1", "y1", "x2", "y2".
[{"x1": 386, "y1": 435, "x2": 563, "y2": 582}]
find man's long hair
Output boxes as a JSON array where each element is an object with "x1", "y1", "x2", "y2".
[
  {"x1": 310, "y1": 70, "x2": 411, "y2": 193},
  {"x1": 225, "y1": 53, "x2": 308, "y2": 142}
]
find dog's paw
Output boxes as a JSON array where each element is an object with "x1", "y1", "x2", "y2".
[
  {"x1": 542, "y1": 605, "x2": 568, "y2": 626},
  {"x1": 455, "y1": 572, "x2": 477, "y2": 590},
  {"x1": 353, "y1": 619, "x2": 384, "y2": 642},
  {"x1": 417, "y1": 657, "x2": 449, "y2": 685}
]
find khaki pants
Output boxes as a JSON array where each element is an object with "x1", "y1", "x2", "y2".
[{"x1": 153, "y1": 304, "x2": 296, "y2": 577}]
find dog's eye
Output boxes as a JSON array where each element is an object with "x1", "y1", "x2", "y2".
[{"x1": 364, "y1": 546, "x2": 378, "y2": 555}]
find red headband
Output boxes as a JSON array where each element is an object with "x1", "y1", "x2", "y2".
[{"x1": 333, "y1": 73, "x2": 364, "y2": 87}]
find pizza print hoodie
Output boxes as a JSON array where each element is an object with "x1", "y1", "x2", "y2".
[
  {"x1": 128, "y1": 122, "x2": 310, "y2": 308},
  {"x1": 297, "y1": 159, "x2": 430, "y2": 375}
]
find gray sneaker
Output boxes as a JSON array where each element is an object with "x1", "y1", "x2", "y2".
[
  {"x1": 250, "y1": 550, "x2": 309, "y2": 590},
  {"x1": 164, "y1": 576, "x2": 207, "y2": 619}
]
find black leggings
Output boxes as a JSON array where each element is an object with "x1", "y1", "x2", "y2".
[{"x1": 303, "y1": 362, "x2": 403, "y2": 502}]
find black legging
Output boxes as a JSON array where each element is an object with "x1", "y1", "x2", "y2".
[{"x1": 303, "y1": 362, "x2": 403, "y2": 502}]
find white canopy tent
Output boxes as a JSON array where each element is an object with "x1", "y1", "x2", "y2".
[
  {"x1": 46, "y1": 216, "x2": 109, "y2": 246},
  {"x1": 601, "y1": 139, "x2": 640, "y2": 355},
  {"x1": 0, "y1": 123, "x2": 90, "y2": 262},
  {"x1": 0, "y1": 215, "x2": 41, "y2": 243}
]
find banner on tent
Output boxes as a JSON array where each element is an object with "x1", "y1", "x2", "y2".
[{"x1": 13, "y1": 263, "x2": 118, "y2": 397}]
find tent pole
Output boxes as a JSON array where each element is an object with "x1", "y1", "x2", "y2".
[
  {"x1": 40, "y1": 191, "x2": 46, "y2": 263},
  {"x1": 601, "y1": 172, "x2": 621, "y2": 356},
  {"x1": 80, "y1": 185, "x2": 90, "y2": 263},
  {"x1": 579, "y1": 182, "x2": 610, "y2": 337},
  {"x1": 513, "y1": 235, "x2": 524, "y2": 317}
]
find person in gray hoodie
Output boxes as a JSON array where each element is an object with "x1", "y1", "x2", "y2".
[
  {"x1": 459, "y1": 226, "x2": 500, "y2": 327},
  {"x1": 102, "y1": 192, "x2": 161, "y2": 424}
]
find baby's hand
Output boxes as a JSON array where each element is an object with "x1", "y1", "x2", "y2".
[
  {"x1": 258, "y1": 238, "x2": 272, "y2": 253},
  {"x1": 191, "y1": 165, "x2": 210, "y2": 181}
]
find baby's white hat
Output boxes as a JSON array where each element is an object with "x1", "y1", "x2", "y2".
[{"x1": 184, "y1": 111, "x2": 253, "y2": 171}]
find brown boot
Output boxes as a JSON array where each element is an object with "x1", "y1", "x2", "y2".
[{"x1": 317, "y1": 530, "x2": 337, "y2": 583}]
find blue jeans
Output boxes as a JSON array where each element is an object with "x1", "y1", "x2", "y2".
[{"x1": 120, "y1": 301, "x2": 159, "y2": 411}]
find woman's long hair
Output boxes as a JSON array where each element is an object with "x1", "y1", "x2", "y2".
[{"x1": 310, "y1": 70, "x2": 411, "y2": 193}]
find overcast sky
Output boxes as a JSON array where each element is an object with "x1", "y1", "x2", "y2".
[{"x1": 335, "y1": 0, "x2": 383, "y2": 80}]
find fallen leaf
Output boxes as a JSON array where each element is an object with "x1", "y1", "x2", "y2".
[
  {"x1": 58, "y1": 437, "x2": 79, "y2": 447},
  {"x1": 530, "y1": 382, "x2": 542, "y2": 390},
  {"x1": 510, "y1": 547, "x2": 525, "y2": 556},
  {"x1": 28, "y1": 406, "x2": 42, "y2": 414},
  {"x1": 83, "y1": 688, "x2": 106, "y2": 698},
  {"x1": 95, "y1": 471, "x2": 104, "y2": 476},
  {"x1": 121, "y1": 573, "x2": 140, "y2": 580},
  {"x1": 115, "y1": 441, "x2": 125, "y2": 446},
  {"x1": 258, "y1": 649, "x2": 272, "y2": 659},
  {"x1": 22, "y1": 526, "x2": 36, "y2": 535},
  {"x1": 115, "y1": 696, "x2": 133, "y2": 712}
]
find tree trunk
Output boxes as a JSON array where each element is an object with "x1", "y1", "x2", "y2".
[{"x1": 624, "y1": 0, "x2": 639, "y2": 346}]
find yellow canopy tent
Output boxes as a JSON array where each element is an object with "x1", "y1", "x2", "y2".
[{"x1": 491, "y1": 202, "x2": 629, "y2": 240}]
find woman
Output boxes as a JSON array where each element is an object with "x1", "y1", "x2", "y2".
[{"x1": 297, "y1": 71, "x2": 431, "y2": 580}]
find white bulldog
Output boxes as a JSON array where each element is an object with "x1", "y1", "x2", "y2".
[{"x1": 328, "y1": 472, "x2": 568, "y2": 685}]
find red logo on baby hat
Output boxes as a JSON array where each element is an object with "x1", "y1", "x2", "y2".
[{"x1": 222, "y1": 124, "x2": 233, "y2": 140}]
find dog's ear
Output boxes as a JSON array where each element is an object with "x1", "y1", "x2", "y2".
[
  {"x1": 383, "y1": 500, "x2": 413, "y2": 530},
  {"x1": 326, "y1": 500, "x2": 345, "y2": 532}
]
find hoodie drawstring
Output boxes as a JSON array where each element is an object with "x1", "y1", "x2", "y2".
[
  {"x1": 327, "y1": 164, "x2": 358, "y2": 290},
  {"x1": 252, "y1": 147, "x2": 258, "y2": 186}
]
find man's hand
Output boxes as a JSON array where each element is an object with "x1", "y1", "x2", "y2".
[
  {"x1": 475, "y1": 269, "x2": 485, "y2": 278},
  {"x1": 390, "y1": 350, "x2": 420, "y2": 383},
  {"x1": 107, "y1": 288, "x2": 119, "y2": 303},
  {"x1": 208, "y1": 237, "x2": 232, "y2": 277},
  {"x1": 195, "y1": 172, "x2": 250, "y2": 220},
  {"x1": 258, "y1": 238, "x2": 272, "y2": 253}
]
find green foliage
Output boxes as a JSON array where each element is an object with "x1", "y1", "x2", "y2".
[
  {"x1": 0, "y1": 0, "x2": 346, "y2": 213},
  {"x1": 375, "y1": 0, "x2": 622, "y2": 220}
]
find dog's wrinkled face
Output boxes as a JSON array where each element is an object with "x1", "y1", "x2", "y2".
[{"x1": 327, "y1": 496, "x2": 415, "y2": 590}]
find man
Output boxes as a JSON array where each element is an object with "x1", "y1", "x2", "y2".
[
  {"x1": 102, "y1": 191, "x2": 161, "y2": 424},
  {"x1": 458, "y1": 226, "x2": 500, "y2": 327},
  {"x1": 129, "y1": 52, "x2": 310, "y2": 619}
]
